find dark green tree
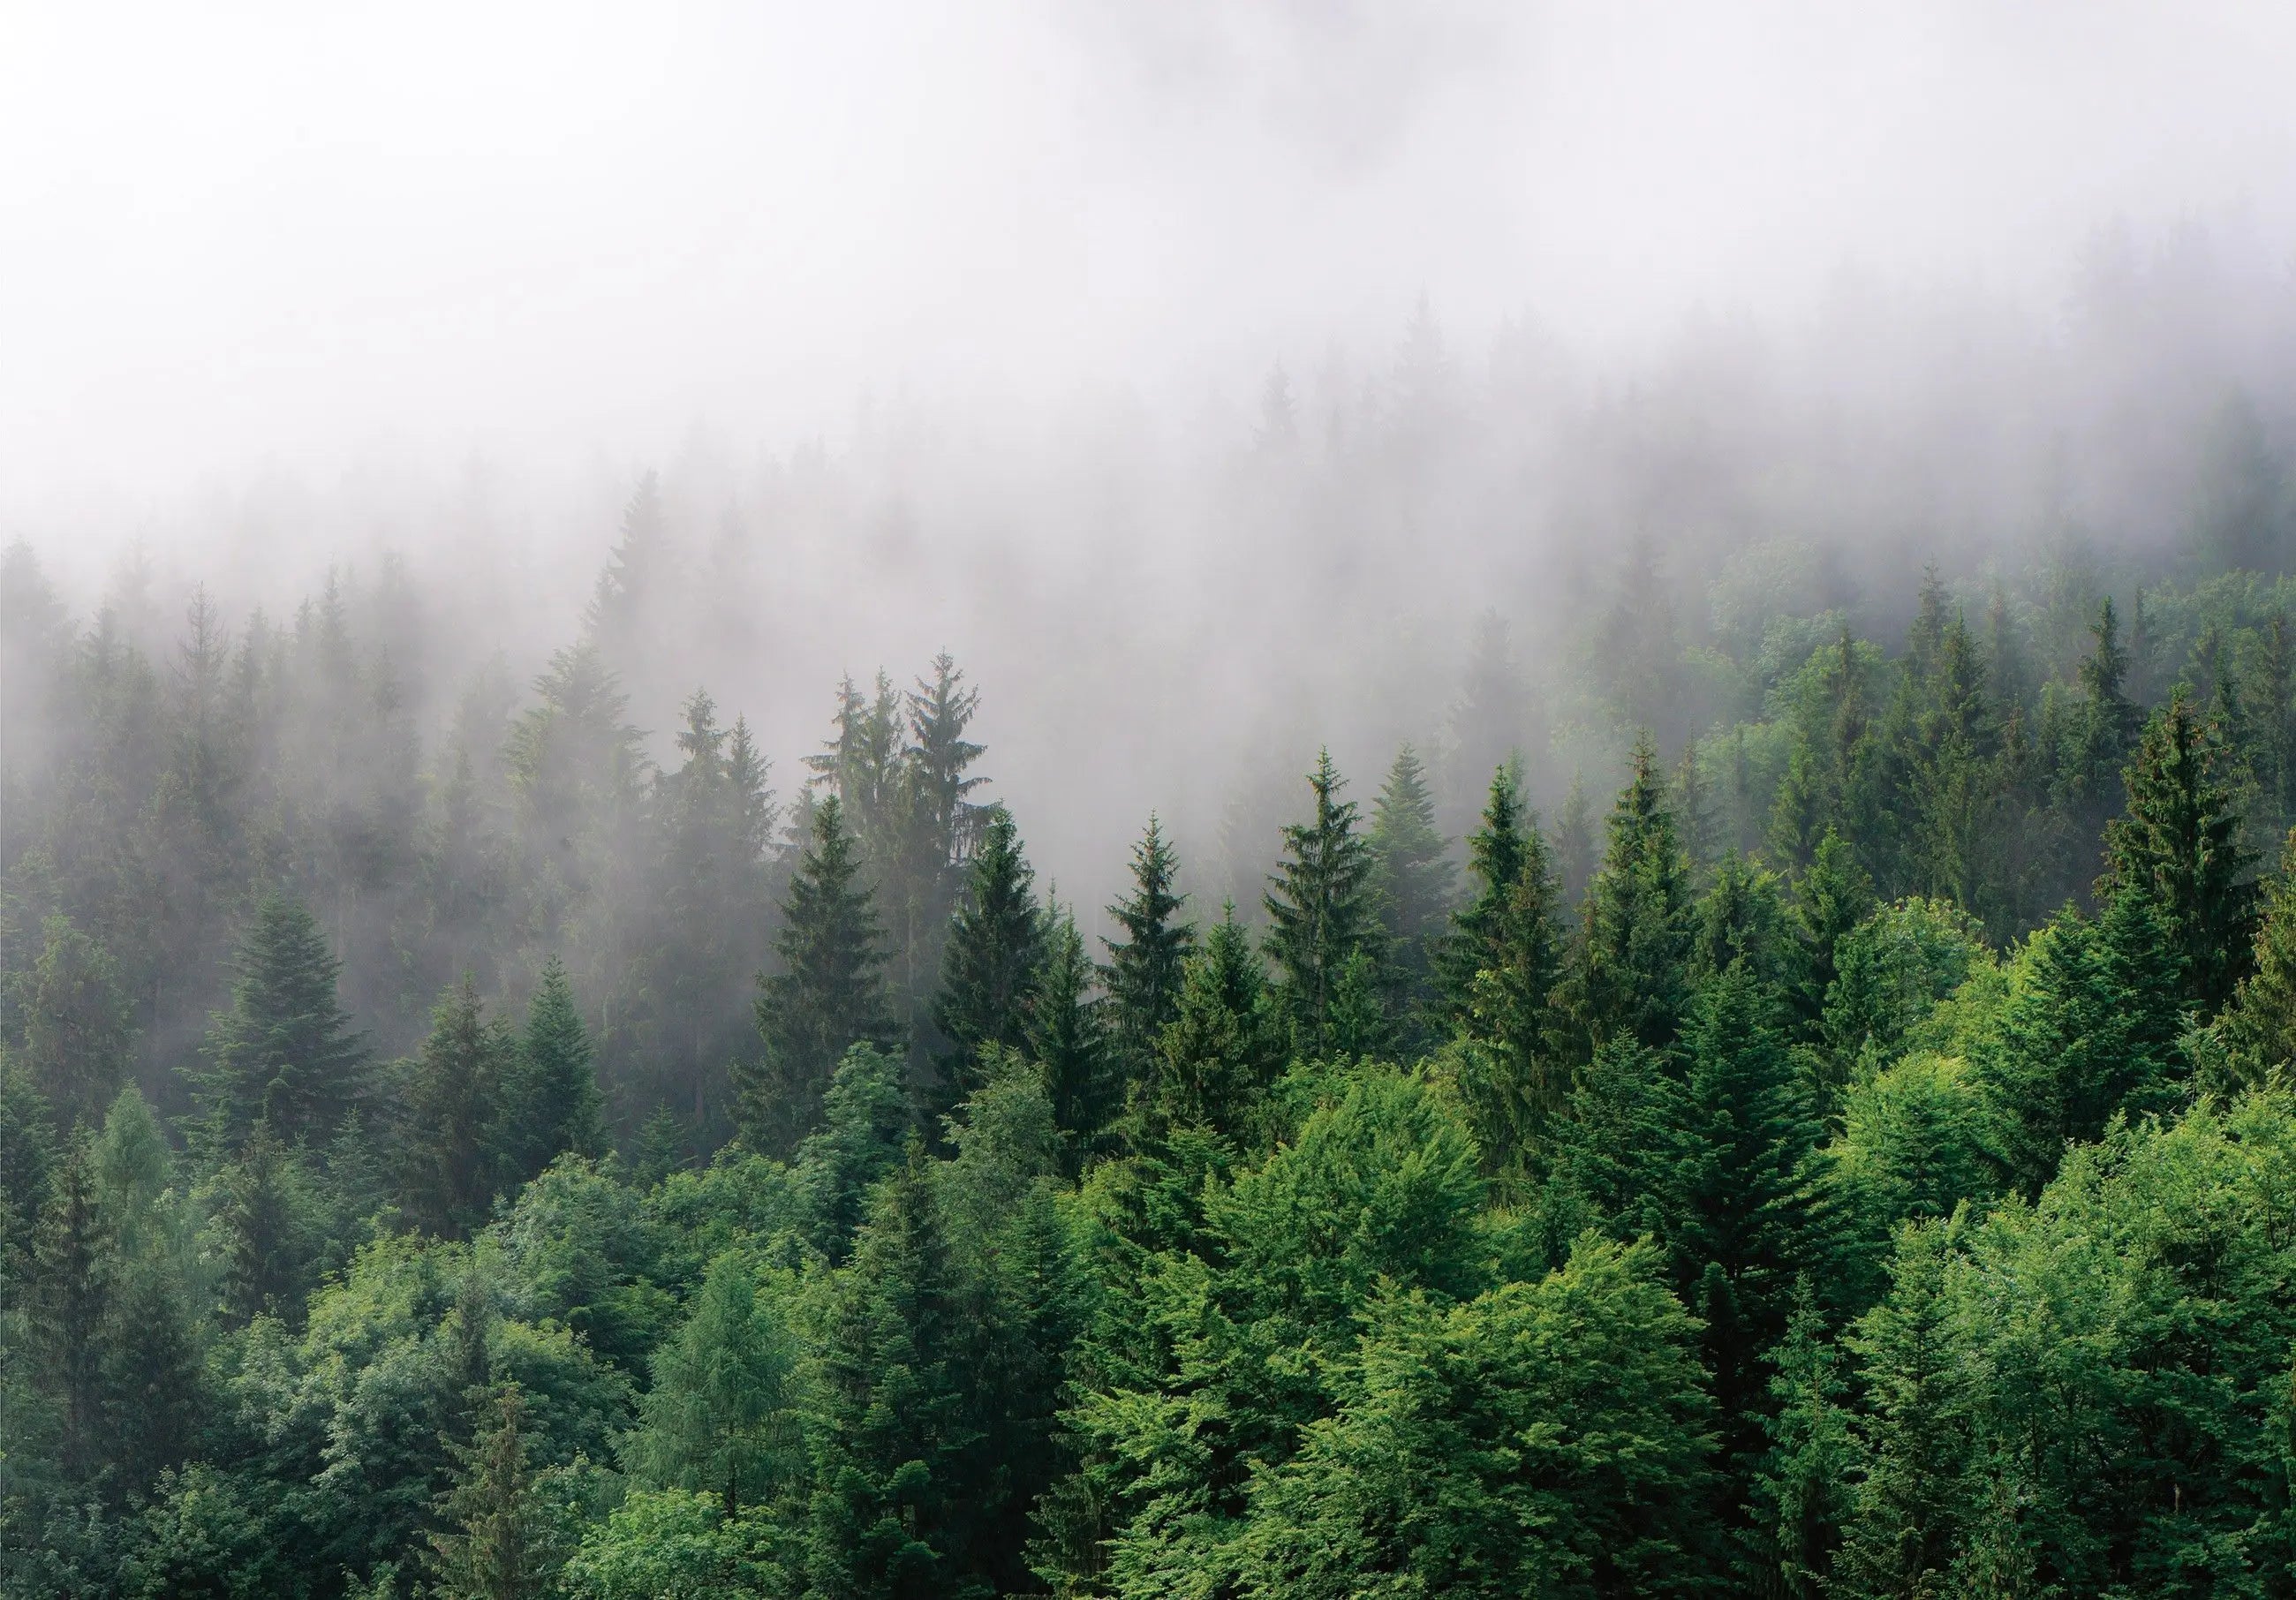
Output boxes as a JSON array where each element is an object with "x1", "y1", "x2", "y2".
[
  {"x1": 736, "y1": 796, "x2": 896, "y2": 1157},
  {"x1": 399, "y1": 976, "x2": 518, "y2": 1238},
  {"x1": 1029, "y1": 909, "x2": 1114, "y2": 1164},
  {"x1": 1264, "y1": 750, "x2": 1381, "y2": 1059},
  {"x1": 794, "y1": 1044, "x2": 913, "y2": 1262},
  {"x1": 427, "y1": 1386, "x2": 563, "y2": 1600},
  {"x1": 1366, "y1": 744, "x2": 1456, "y2": 1028},
  {"x1": 2101, "y1": 689, "x2": 2256, "y2": 1009},
  {"x1": 504, "y1": 955, "x2": 605, "y2": 1180},
  {"x1": 1790, "y1": 826, "x2": 1876, "y2": 1040},
  {"x1": 1100, "y1": 815, "x2": 1196, "y2": 1075},
  {"x1": 215, "y1": 1120, "x2": 319, "y2": 1327},
  {"x1": 932, "y1": 806, "x2": 1046, "y2": 1108},
  {"x1": 29, "y1": 1133, "x2": 108, "y2": 1483},
  {"x1": 627, "y1": 1253, "x2": 798, "y2": 1514},
  {"x1": 192, "y1": 893, "x2": 369, "y2": 1157},
  {"x1": 1141, "y1": 905, "x2": 1286, "y2": 1140},
  {"x1": 1571, "y1": 733, "x2": 1696, "y2": 1052},
  {"x1": 11, "y1": 915, "x2": 135, "y2": 1127}
]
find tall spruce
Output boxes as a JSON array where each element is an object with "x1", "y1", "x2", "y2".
[
  {"x1": 2102, "y1": 688, "x2": 2256, "y2": 1009},
  {"x1": 1143, "y1": 904, "x2": 1285, "y2": 1139},
  {"x1": 932, "y1": 806, "x2": 1046, "y2": 1109},
  {"x1": 736, "y1": 795, "x2": 896, "y2": 1157},
  {"x1": 427, "y1": 1387, "x2": 561, "y2": 1600},
  {"x1": 506, "y1": 955, "x2": 604, "y2": 1177},
  {"x1": 1100, "y1": 815, "x2": 1196, "y2": 1074},
  {"x1": 193, "y1": 892, "x2": 368, "y2": 1157},
  {"x1": 1572, "y1": 734, "x2": 1696, "y2": 1052},
  {"x1": 1263, "y1": 749, "x2": 1381, "y2": 1059},
  {"x1": 400, "y1": 976, "x2": 518, "y2": 1238},
  {"x1": 1030, "y1": 909, "x2": 1115, "y2": 1162},
  {"x1": 1366, "y1": 744, "x2": 1457, "y2": 1027}
]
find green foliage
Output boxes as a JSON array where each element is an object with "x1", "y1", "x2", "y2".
[
  {"x1": 192, "y1": 893, "x2": 369, "y2": 1158},
  {"x1": 1263, "y1": 750, "x2": 1381, "y2": 1060},
  {"x1": 1365, "y1": 743, "x2": 1456, "y2": 1033},
  {"x1": 1573, "y1": 732, "x2": 1696, "y2": 1051},
  {"x1": 625, "y1": 1253, "x2": 799, "y2": 1513},
  {"x1": 1138, "y1": 905, "x2": 1285, "y2": 1140},
  {"x1": 932, "y1": 805, "x2": 1046, "y2": 1110},
  {"x1": 1820, "y1": 896, "x2": 1991, "y2": 1087},
  {"x1": 400, "y1": 976, "x2": 520, "y2": 1237},
  {"x1": 509, "y1": 955, "x2": 605, "y2": 1177},
  {"x1": 1029, "y1": 909, "x2": 1116, "y2": 1164},
  {"x1": 10, "y1": 916, "x2": 134, "y2": 1126},
  {"x1": 426, "y1": 1386, "x2": 564, "y2": 1600},
  {"x1": 1099, "y1": 816, "x2": 1195, "y2": 1080}
]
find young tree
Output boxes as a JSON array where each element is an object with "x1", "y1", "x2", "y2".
[
  {"x1": 1264, "y1": 750, "x2": 1381, "y2": 1059},
  {"x1": 1100, "y1": 815, "x2": 1196, "y2": 1075},
  {"x1": 215, "y1": 1121, "x2": 319, "y2": 1327},
  {"x1": 736, "y1": 796, "x2": 896, "y2": 1157},
  {"x1": 2220, "y1": 828, "x2": 2296, "y2": 1083},
  {"x1": 192, "y1": 893, "x2": 369, "y2": 1157},
  {"x1": 932, "y1": 806, "x2": 1046, "y2": 1108},
  {"x1": 1141, "y1": 905, "x2": 1286, "y2": 1140},
  {"x1": 12, "y1": 916, "x2": 135, "y2": 1126},
  {"x1": 627, "y1": 1254, "x2": 797, "y2": 1514},
  {"x1": 2102, "y1": 689, "x2": 2256, "y2": 1009},
  {"x1": 29, "y1": 1133, "x2": 108, "y2": 1483},
  {"x1": 1029, "y1": 909, "x2": 1115, "y2": 1162}
]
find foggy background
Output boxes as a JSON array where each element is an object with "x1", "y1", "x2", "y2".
[{"x1": 8, "y1": 0, "x2": 2296, "y2": 917}]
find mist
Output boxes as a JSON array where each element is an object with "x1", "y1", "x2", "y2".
[{"x1": 10, "y1": 1, "x2": 2296, "y2": 922}]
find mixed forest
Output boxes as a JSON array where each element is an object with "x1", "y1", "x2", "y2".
[{"x1": 18, "y1": 487, "x2": 2296, "y2": 1600}]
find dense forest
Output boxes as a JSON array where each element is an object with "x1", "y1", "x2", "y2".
[{"x1": 17, "y1": 480, "x2": 2296, "y2": 1600}]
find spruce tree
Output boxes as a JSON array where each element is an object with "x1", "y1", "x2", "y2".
[
  {"x1": 2102, "y1": 689, "x2": 2256, "y2": 1009},
  {"x1": 1753, "y1": 1283, "x2": 1856, "y2": 1600},
  {"x1": 932, "y1": 806, "x2": 1046, "y2": 1108},
  {"x1": 30, "y1": 1132, "x2": 107, "y2": 1483},
  {"x1": 193, "y1": 892, "x2": 368, "y2": 1157},
  {"x1": 1366, "y1": 744, "x2": 1457, "y2": 1027},
  {"x1": 1572, "y1": 734, "x2": 1696, "y2": 1052},
  {"x1": 506, "y1": 955, "x2": 604, "y2": 1178},
  {"x1": 427, "y1": 1387, "x2": 561, "y2": 1600},
  {"x1": 1556, "y1": 774, "x2": 1596, "y2": 905},
  {"x1": 1263, "y1": 749, "x2": 1381, "y2": 1059},
  {"x1": 1143, "y1": 904, "x2": 1286, "y2": 1139},
  {"x1": 2221, "y1": 828, "x2": 2296, "y2": 1083},
  {"x1": 1029, "y1": 909, "x2": 1114, "y2": 1163},
  {"x1": 400, "y1": 977, "x2": 518, "y2": 1238},
  {"x1": 13, "y1": 915, "x2": 135, "y2": 1126},
  {"x1": 736, "y1": 796, "x2": 896, "y2": 1157},
  {"x1": 1100, "y1": 815, "x2": 1196, "y2": 1074},
  {"x1": 794, "y1": 1044, "x2": 913, "y2": 1262},
  {"x1": 0, "y1": 1062, "x2": 54, "y2": 1270},
  {"x1": 216, "y1": 1121, "x2": 317, "y2": 1327},
  {"x1": 1790, "y1": 826, "x2": 1875, "y2": 1042}
]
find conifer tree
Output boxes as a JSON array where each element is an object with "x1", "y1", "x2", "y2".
[
  {"x1": 1100, "y1": 815, "x2": 1195, "y2": 1074},
  {"x1": 1791, "y1": 826, "x2": 1876, "y2": 1040},
  {"x1": 427, "y1": 1387, "x2": 561, "y2": 1600},
  {"x1": 1142, "y1": 905, "x2": 1285, "y2": 1138},
  {"x1": 736, "y1": 796, "x2": 896, "y2": 1157},
  {"x1": 12, "y1": 915, "x2": 135, "y2": 1126},
  {"x1": 628, "y1": 1253, "x2": 797, "y2": 1513},
  {"x1": 1029, "y1": 909, "x2": 1114, "y2": 1162},
  {"x1": 0, "y1": 1061, "x2": 54, "y2": 1269},
  {"x1": 505, "y1": 955, "x2": 604, "y2": 1179},
  {"x1": 30, "y1": 1132, "x2": 107, "y2": 1483},
  {"x1": 2102, "y1": 689, "x2": 2256, "y2": 1009},
  {"x1": 794, "y1": 1045, "x2": 912, "y2": 1262},
  {"x1": 2220, "y1": 828, "x2": 2296, "y2": 1083},
  {"x1": 1753, "y1": 1283, "x2": 1856, "y2": 1600},
  {"x1": 216, "y1": 1121, "x2": 317, "y2": 1327},
  {"x1": 1366, "y1": 744, "x2": 1456, "y2": 1025},
  {"x1": 1572, "y1": 734, "x2": 1696, "y2": 1052},
  {"x1": 932, "y1": 806, "x2": 1046, "y2": 1108},
  {"x1": 1264, "y1": 749, "x2": 1381, "y2": 1059},
  {"x1": 1555, "y1": 774, "x2": 1596, "y2": 905},
  {"x1": 193, "y1": 893, "x2": 368, "y2": 1157},
  {"x1": 401, "y1": 976, "x2": 518, "y2": 1238}
]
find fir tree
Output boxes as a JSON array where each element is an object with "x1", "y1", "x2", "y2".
[
  {"x1": 1100, "y1": 815, "x2": 1195, "y2": 1074},
  {"x1": 1572, "y1": 733, "x2": 1696, "y2": 1052},
  {"x1": 2102, "y1": 688, "x2": 2255, "y2": 1009},
  {"x1": 216, "y1": 1121, "x2": 317, "y2": 1327},
  {"x1": 0, "y1": 1062, "x2": 55, "y2": 1270},
  {"x1": 12, "y1": 915, "x2": 135, "y2": 1126},
  {"x1": 506, "y1": 955, "x2": 604, "y2": 1179},
  {"x1": 1556, "y1": 774, "x2": 1597, "y2": 906},
  {"x1": 1029, "y1": 909, "x2": 1114, "y2": 1164},
  {"x1": 193, "y1": 892, "x2": 369, "y2": 1157},
  {"x1": 1752, "y1": 1283, "x2": 1856, "y2": 1600},
  {"x1": 2220, "y1": 828, "x2": 2296, "y2": 1083},
  {"x1": 794, "y1": 1044, "x2": 913, "y2": 1262},
  {"x1": 1142, "y1": 905, "x2": 1285, "y2": 1139},
  {"x1": 1263, "y1": 750, "x2": 1381, "y2": 1059},
  {"x1": 1366, "y1": 744, "x2": 1457, "y2": 1028},
  {"x1": 1791, "y1": 826, "x2": 1876, "y2": 1043},
  {"x1": 30, "y1": 1132, "x2": 108, "y2": 1483},
  {"x1": 932, "y1": 806, "x2": 1046, "y2": 1109},
  {"x1": 736, "y1": 796, "x2": 896, "y2": 1157}
]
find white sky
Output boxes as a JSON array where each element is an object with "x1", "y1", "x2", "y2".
[{"x1": 3, "y1": 1, "x2": 2293, "y2": 496}]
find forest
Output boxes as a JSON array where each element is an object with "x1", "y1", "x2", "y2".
[{"x1": 11, "y1": 468, "x2": 2296, "y2": 1600}]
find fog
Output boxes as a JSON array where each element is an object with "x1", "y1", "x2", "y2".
[{"x1": 9, "y1": 0, "x2": 2296, "y2": 914}]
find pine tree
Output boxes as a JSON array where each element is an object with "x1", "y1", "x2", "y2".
[
  {"x1": 1572, "y1": 734, "x2": 1696, "y2": 1052},
  {"x1": 400, "y1": 977, "x2": 518, "y2": 1238},
  {"x1": 1264, "y1": 750, "x2": 1381, "y2": 1059},
  {"x1": 1029, "y1": 909, "x2": 1114, "y2": 1164},
  {"x1": 1100, "y1": 815, "x2": 1195, "y2": 1075},
  {"x1": 427, "y1": 1387, "x2": 561, "y2": 1600},
  {"x1": 736, "y1": 796, "x2": 896, "y2": 1157},
  {"x1": 933, "y1": 806, "x2": 1046, "y2": 1109},
  {"x1": 1366, "y1": 744, "x2": 1457, "y2": 1028},
  {"x1": 794, "y1": 1044, "x2": 912, "y2": 1262},
  {"x1": 505, "y1": 955, "x2": 604, "y2": 1179},
  {"x1": 193, "y1": 892, "x2": 369, "y2": 1157},
  {"x1": 2102, "y1": 688, "x2": 2255, "y2": 1009}
]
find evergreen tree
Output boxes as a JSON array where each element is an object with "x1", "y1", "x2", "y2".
[
  {"x1": 216, "y1": 1121, "x2": 318, "y2": 1327},
  {"x1": 736, "y1": 796, "x2": 896, "y2": 1157},
  {"x1": 794, "y1": 1045, "x2": 912, "y2": 1262},
  {"x1": 11, "y1": 915, "x2": 135, "y2": 1127},
  {"x1": 1029, "y1": 909, "x2": 1114, "y2": 1163},
  {"x1": 1099, "y1": 816, "x2": 1195, "y2": 1075},
  {"x1": 1438, "y1": 763, "x2": 1529, "y2": 1022},
  {"x1": 427, "y1": 1387, "x2": 562, "y2": 1600},
  {"x1": 400, "y1": 977, "x2": 518, "y2": 1238},
  {"x1": 1263, "y1": 750, "x2": 1381, "y2": 1059},
  {"x1": 29, "y1": 1132, "x2": 108, "y2": 1483},
  {"x1": 505, "y1": 955, "x2": 604, "y2": 1180},
  {"x1": 1141, "y1": 904, "x2": 1285, "y2": 1139},
  {"x1": 2220, "y1": 827, "x2": 2296, "y2": 1083},
  {"x1": 1555, "y1": 774, "x2": 1596, "y2": 906},
  {"x1": 1572, "y1": 733, "x2": 1696, "y2": 1052},
  {"x1": 192, "y1": 892, "x2": 368, "y2": 1157},
  {"x1": 932, "y1": 806, "x2": 1046, "y2": 1109},
  {"x1": 1752, "y1": 1283, "x2": 1856, "y2": 1600},
  {"x1": 2102, "y1": 689, "x2": 2256, "y2": 1009},
  {"x1": 1366, "y1": 744, "x2": 1457, "y2": 1027},
  {"x1": 0, "y1": 1061, "x2": 55, "y2": 1269},
  {"x1": 1790, "y1": 826, "x2": 1876, "y2": 1042}
]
